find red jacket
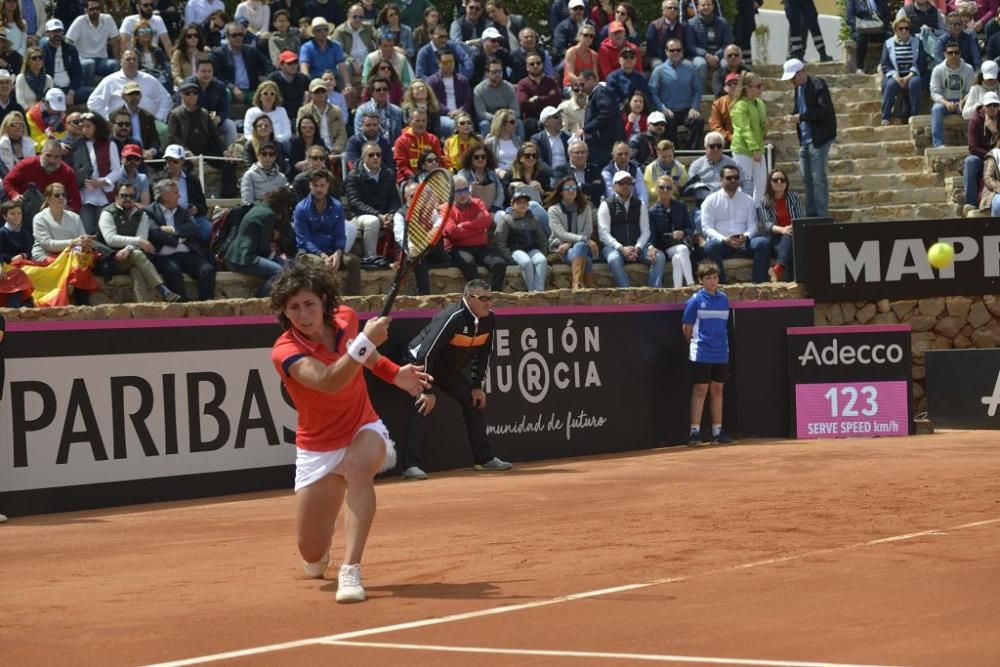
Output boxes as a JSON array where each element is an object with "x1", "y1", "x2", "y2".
[
  {"x1": 3, "y1": 157, "x2": 82, "y2": 212},
  {"x1": 442, "y1": 197, "x2": 492, "y2": 250},
  {"x1": 392, "y1": 128, "x2": 446, "y2": 183},
  {"x1": 597, "y1": 38, "x2": 642, "y2": 81}
]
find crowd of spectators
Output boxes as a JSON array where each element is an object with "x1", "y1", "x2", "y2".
[{"x1": 0, "y1": 0, "x2": 836, "y2": 307}]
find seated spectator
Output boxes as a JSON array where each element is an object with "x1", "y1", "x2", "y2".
[
  {"x1": 846, "y1": 0, "x2": 890, "y2": 75},
  {"x1": 0, "y1": 200, "x2": 34, "y2": 307},
  {"x1": 649, "y1": 39, "x2": 705, "y2": 150},
  {"x1": 930, "y1": 43, "x2": 974, "y2": 147},
  {"x1": 880, "y1": 17, "x2": 925, "y2": 125},
  {"x1": 87, "y1": 50, "x2": 173, "y2": 123},
  {"x1": 730, "y1": 72, "x2": 768, "y2": 202},
  {"x1": 322, "y1": 69, "x2": 351, "y2": 124},
  {"x1": 980, "y1": 134, "x2": 1000, "y2": 215},
  {"x1": 598, "y1": 2, "x2": 642, "y2": 44},
  {"x1": 0, "y1": 29, "x2": 22, "y2": 78},
  {"x1": 531, "y1": 107, "x2": 570, "y2": 172},
  {"x1": 495, "y1": 187, "x2": 549, "y2": 292},
  {"x1": 245, "y1": 112, "x2": 289, "y2": 171},
  {"x1": 605, "y1": 47, "x2": 648, "y2": 108},
  {"x1": 686, "y1": 0, "x2": 733, "y2": 84},
  {"x1": 934, "y1": 11, "x2": 981, "y2": 71},
  {"x1": 501, "y1": 142, "x2": 551, "y2": 220},
  {"x1": 361, "y1": 60, "x2": 404, "y2": 107},
  {"x1": 336, "y1": 4, "x2": 377, "y2": 88},
  {"x1": 484, "y1": 108, "x2": 522, "y2": 180},
  {"x1": 515, "y1": 51, "x2": 561, "y2": 138},
  {"x1": 0, "y1": 68, "x2": 22, "y2": 124},
  {"x1": 710, "y1": 72, "x2": 739, "y2": 145},
  {"x1": 563, "y1": 24, "x2": 599, "y2": 92},
  {"x1": 5, "y1": 140, "x2": 81, "y2": 214},
  {"x1": 552, "y1": 139, "x2": 606, "y2": 205},
  {"x1": 146, "y1": 177, "x2": 217, "y2": 301},
  {"x1": 554, "y1": 0, "x2": 589, "y2": 62},
  {"x1": 97, "y1": 182, "x2": 182, "y2": 302},
  {"x1": 630, "y1": 110, "x2": 668, "y2": 166},
  {"x1": 545, "y1": 175, "x2": 597, "y2": 290},
  {"x1": 414, "y1": 25, "x2": 474, "y2": 81},
  {"x1": 590, "y1": 0, "x2": 613, "y2": 32},
  {"x1": 29, "y1": 183, "x2": 96, "y2": 306},
  {"x1": 646, "y1": 0, "x2": 685, "y2": 71},
  {"x1": 186, "y1": 0, "x2": 227, "y2": 27},
  {"x1": 700, "y1": 164, "x2": 770, "y2": 284},
  {"x1": 345, "y1": 110, "x2": 392, "y2": 172},
  {"x1": 167, "y1": 81, "x2": 236, "y2": 197},
  {"x1": 443, "y1": 174, "x2": 507, "y2": 291},
  {"x1": 171, "y1": 23, "x2": 207, "y2": 87},
  {"x1": 426, "y1": 48, "x2": 474, "y2": 139},
  {"x1": 963, "y1": 60, "x2": 999, "y2": 120},
  {"x1": 296, "y1": 78, "x2": 348, "y2": 158},
  {"x1": 622, "y1": 90, "x2": 652, "y2": 140},
  {"x1": 458, "y1": 143, "x2": 505, "y2": 212},
  {"x1": 119, "y1": 144, "x2": 151, "y2": 207},
  {"x1": 0, "y1": 111, "x2": 33, "y2": 176},
  {"x1": 288, "y1": 115, "x2": 329, "y2": 179},
  {"x1": 1, "y1": 2, "x2": 26, "y2": 55},
  {"x1": 213, "y1": 21, "x2": 273, "y2": 104},
  {"x1": 450, "y1": 0, "x2": 488, "y2": 56},
  {"x1": 300, "y1": 16, "x2": 351, "y2": 91},
  {"x1": 343, "y1": 140, "x2": 400, "y2": 260},
  {"x1": 16, "y1": 47, "x2": 52, "y2": 110},
  {"x1": 291, "y1": 145, "x2": 330, "y2": 200},
  {"x1": 161, "y1": 144, "x2": 211, "y2": 241},
  {"x1": 235, "y1": 0, "x2": 269, "y2": 34},
  {"x1": 265, "y1": 10, "x2": 301, "y2": 69},
  {"x1": 443, "y1": 112, "x2": 481, "y2": 174},
  {"x1": 120, "y1": 0, "x2": 172, "y2": 53},
  {"x1": 228, "y1": 184, "x2": 297, "y2": 297},
  {"x1": 42, "y1": 19, "x2": 87, "y2": 105},
  {"x1": 686, "y1": 131, "x2": 739, "y2": 209},
  {"x1": 70, "y1": 112, "x2": 122, "y2": 235},
  {"x1": 361, "y1": 30, "x2": 414, "y2": 88},
  {"x1": 403, "y1": 79, "x2": 445, "y2": 138},
  {"x1": 412, "y1": 6, "x2": 441, "y2": 53},
  {"x1": 393, "y1": 107, "x2": 445, "y2": 183},
  {"x1": 110, "y1": 108, "x2": 142, "y2": 155},
  {"x1": 131, "y1": 18, "x2": 171, "y2": 94},
  {"x1": 184, "y1": 55, "x2": 236, "y2": 147},
  {"x1": 602, "y1": 141, "x2": 649, "y2": 203},
  {"x1": 558, "y1": 83, "x2": 589, "y2": 136},
  {"x1": 392, "y1": 180, "x2": 450, "y2": 294},
  {"x1": 241, "y1": 140, "x2": 288, "y2": 204},
  {"x1": 267, "y1": 50, "x2": 310, "y2": 123},
  {"x1": 110, "y1": 81, "x2": 162, "y2": 159},
  {"x1": 644, "y1": 139, "x2": 689, "y2": 196},
  {"x1": 597, "y1": 21, "x2": 642, "y2": 81},
  {"x1": 200, "y1": 9, "x2": 228, "y2": 50},
  {"x1": 648, "y1": 174, "x2": 696, "y2": 288},
  {"x1": 756, "y1": 168, "x2": 802, "y2": 282},
  {"x1": 292, "y1": 168, "x2": 361, "y2": 294},
  {"x1": 474, "y1": 57, "x2": 520, "y2": 137},
  {"x1": 597, "y1": 170, "x2": 664, "y2": 287},
  {"x1": 411, "y1": 147, "x2": 445, "y2": 184},
  {"x1": 473, "y1": 26, "x2": 514, "y2": 85},
  {"x1": 713, "y1": 44, "x2": 751, "y2": 99},
  {"x1": 244, "y1": 80, "x2": 293, "y2": 144}
]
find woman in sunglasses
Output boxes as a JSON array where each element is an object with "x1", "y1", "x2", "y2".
[
  {"x1": 755, "y1": 168, "x2": 802, "y2": 282},
  {"x1": 443, "y1": 112, "x2": 481, "y2": 174},
  {"x1": 70, "y1": 113, "x2": 122, "y2": 236},
  {"x1": 879, "y1": 17, "x2": 925, "y2": 125},
  {"x1": 563, "y1": 26, "x2": 598, "y2": 94},
  {"x1": 244, "y1": 80, "x2": 292, "y2": 144},
  {"x1": 171, "y1": 22, "x2": 207, "y2": 87},
  {"x1": 15, "y1": 47, "x2": 51, "y2": 110},
  {"x1": 132, "y1": 19, "x2": 172, "y2": 93}
]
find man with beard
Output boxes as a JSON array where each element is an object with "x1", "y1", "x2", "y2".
[
  {"x1": 3, "y1": 140, "x2": 82, "y2": 213},
  {"x1": 42, "y1": 19, "x2": 86, "y2": 107},
  {"x1": 120, "y1": 0, "x2": 173, "y2": 53}
]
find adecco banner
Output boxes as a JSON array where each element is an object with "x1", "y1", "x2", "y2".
[
  {"x1": 793, "y1": 216, "x2": 1000, "y2": 301},
  {"x1": 786, "y1": 325, "x2": 913, "y2": 439},
  {"x1": 1, "y1": 301, "x2": 813, "y2": 515}
]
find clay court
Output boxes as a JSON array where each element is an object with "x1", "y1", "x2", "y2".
[{"x1": 3, "y1": 432, "x2": 999, "y2": 667}]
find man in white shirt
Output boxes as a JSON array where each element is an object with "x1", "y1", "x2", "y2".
[
  {"x1": 700, "y1": 164, "x2": 770, "y2": 283},
  {"x1": 87, "y1": 50, "x2": 173, "y2": 123},
  {"x1": 120, "y1": 1, "x2": 172, "y2": 53},
  {"x1": 597, "y1": 170, "x2": 665, "y2": 287},
  {"x1": 185, "y1": 0, "x2": 226, "y2": 26},
  {"x1": 67, "y1": 0, "x2": 121, "y2": 83}
]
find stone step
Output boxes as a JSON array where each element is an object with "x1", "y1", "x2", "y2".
[
  {"x1": 830, "y1": 202, "x2": 957, "y2": 222},
  {"x1": 754, "y1": 61, "x2": 849, "y2": 78},
  {"x1": 775, "y1": 155, "x2": 928, "y2": 176},
  {"x1": 759, "y1": 73, "x2": 878, "y2": 89},
  {"x1": 765, "y1": 99, "x2": 882, "y2": 115},
  {"x1": 762, "y1": 85, "x2": 882, "y2": 104},
  {"x1": 766, "y1": 112, "x2": 880, "y2": 131},
  {"x1": 830, "y1": 140, "x2": 920, "y2": 159},
  {"x1": 768, "y1": 124, "x2": 911, "y2": 148},
  {"x1": 829, "y1": 187, "x2": 947, "y2": 207},
  {"x1": 827, "y1": 172, "x2": 942, "y2": 191}
]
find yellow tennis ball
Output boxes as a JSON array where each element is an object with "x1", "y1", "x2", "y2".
[{"x1": 927, "y1": 242, "x2": 955, "y2": 269}]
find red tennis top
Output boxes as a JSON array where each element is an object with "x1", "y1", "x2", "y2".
[{"x1": 271, "y1": 305, "x2": 378, "y2": 452}]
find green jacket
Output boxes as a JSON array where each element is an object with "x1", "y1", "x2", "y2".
[
  {"x1": 730, "y1": 97, "x2": 767, "y2": 157},
  {"x1": 225, "y1": 203, "x2": 274, "y2": 267}
]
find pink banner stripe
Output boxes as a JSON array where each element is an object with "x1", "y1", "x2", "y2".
[
  {"x1": 8, "y1": 315, "x2": 277, "y2": 332},
  {"x1": 787, "y1": 324, "x2": 911, "y2": 335}
]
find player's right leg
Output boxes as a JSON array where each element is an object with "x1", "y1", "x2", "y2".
[{"x1": 296, "y1": 473, "x2": 346, "y2": 578}]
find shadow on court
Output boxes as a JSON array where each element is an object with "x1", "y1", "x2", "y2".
[{"x1": 322, "y1": 579, "x2": 534, "y2": 601}]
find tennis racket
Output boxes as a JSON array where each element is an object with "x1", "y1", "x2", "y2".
[{"x1": 380, "y1": 168, "x2": 454, "y2": 316}]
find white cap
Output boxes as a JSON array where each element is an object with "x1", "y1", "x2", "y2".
[
  {"x1": 44, "y1": 88, "x2": 66, "y2": 111},
  {"x1": 648, "y1": 111, "x2": 667, "y2": 125},
  {"x1": 539, "y1": 106, "x2": 561, "y2": 123},
  {"x1": 569, "y1": 0, "x2": 586, "y2": 7},
  {"x1": 0, "y1": 69, "x2": 12, "y2": 81},
  {"x1": 983, "y1": 60, "x2": 999, "y2": 81},
  {"x1": 482, "y1": 27, "x2": 502, "y2": 40},
  {"x1": 781, "y1": 58, "x2": 804, "y2": 81},
  {"x1": 44, "y1": 18, "x2": 64, "y2": 32},
  {"x1": 612, "y1": 170, "x2": 634, "y2": 184},
  {"x1": 310, "y1": 16, "x2": 329, "y2": 28},
  {"x1": 163, "y1": 144, "x2": 187, "y2": 160},
  {"x1": 982, "y1": 91, "x2": 1000, "y2": 106}
]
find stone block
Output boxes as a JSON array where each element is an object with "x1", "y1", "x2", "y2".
[
  {"x1": 968, "y1": 300, "x2": 993, "y2": 328},
  {"x1": 906, "y1": 314, "x2": 937, "y2": 332},
  {"x1": 890, "y1": 299, "x2": 918, "y2": 319},
  {"x1": 841, "y1": 302, "x2": 857, "y2": 321},
  {"x1": 910, "y1": 331, "x2": 938, "y2": 358},
  {"x1": 945, "y1": 295, "x2": 973, "y2": 318},
  {"x1": 934, "y1": 315, "x2": 965, "y2": 338},
  {"x1": 983, "y1": 294, "x2": 1000, "y2": 318},
  {"x1": 875, "y1": 299, "x2": 890, "y2": 314},
  {"x1": 912, "y1": 364, "x2": 925, "y2": 380},
  {"x1": 826, "y1": 302, "x2": 845, "y2": 325},
  {"x1": 971, "y1": 321, "x2": 1000, "y2": 347},
  {"x1": 814, "y1": 303, "x2": 829, "y2": 325},
  {"x1": 917, "y1": 297, "x2": 946, "y2": 317},
  {"x1": 855, "y1": 302, "x2": 877, "y2": 324},
  {"x1": 871, "y1": 312, "x2": 898, "y2": 325},
  {"x1": 954, "y1": 333, "x2": 973, "y2": 348},
  {"x1": 926, "y1": 145, "x2": 970, "y2": 175}
]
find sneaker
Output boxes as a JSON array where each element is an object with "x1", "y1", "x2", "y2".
[
  {"x1": 474, "y1": 457, "x2": 512, "y2": 471},
  {"x1": 336, "y1": 563, "x2": 366, "y2": 603},
  {"x1": 713, "y1": 431, "x2": 735, "y2": 445},
  {"x1": 303, "y1": 552, "x2": 330, "y2": 579},
  {"x1": 688, "y1": 431, "x2": 703, "y2": 446},
  {"x1": 0, "y1": 512, "x2": 7, "y2": 523},
  {"x1": 855, "y1": 68, "x2": 865, "y2": 75},
  {"x1": 768, "y1": 264, "x2": 784, "y2": 283},
  {"x1": 402, "y1": 466, "x2": 428, "y2": 480}
]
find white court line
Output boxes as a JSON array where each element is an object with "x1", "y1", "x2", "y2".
[
  {"x1": 141, "y1": 517, "x2": 1000, "y2": 667},
  {"x1": 327, "y1": 640, "x2": 906, "y2": 667}
]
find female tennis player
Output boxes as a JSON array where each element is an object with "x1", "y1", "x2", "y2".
[{"x1": 270, "y1": 257, "x2": 431, "y2": 603}]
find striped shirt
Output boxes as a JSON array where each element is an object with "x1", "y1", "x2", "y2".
[
  {"x1": 682, "y1": 287, "x2": 730, "y2": 364},
  {"x1": 895, "y1": 40, "x2": 914, "y2": 74}
]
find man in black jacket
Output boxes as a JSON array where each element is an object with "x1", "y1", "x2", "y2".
[
  {"x1": 211, "y1": 22, "x2": 274, "y2": 104},
  {"x1": 781, "y1": 58, "x2": 837, "y2": 217},
  {"x1": 577, "y1": 69, "x2": 625, "y2": 168},
  {"x1": 146, "y1": 178, "x2": 217, "y2": 301},
  {"x1": 400, "y1": 279, "x2": 513, "y2": 480},
  {"x1": 343, "y1": 141, "x2": 400, "y2": 262},
  {"x1": 552, "y1": 139, "x2": 606, "y2": 205}
]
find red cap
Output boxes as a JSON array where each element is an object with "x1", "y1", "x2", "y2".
[
  {"x1": 608, "y1": 21, "x2": 625, "y2": 32},
  {"x1": 725, "y1": 72, "x2": 741, "y2": 83},
  {"x1": 121, "y1": 144, "x2": 143, "y2": 159},
  {"x1": 278, "y1": 50, "x2": 298, "y2": 64}
]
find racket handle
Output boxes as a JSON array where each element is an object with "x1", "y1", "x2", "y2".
[{"x1": 381, "y1": 281, "x2": 401, "y2": 316}]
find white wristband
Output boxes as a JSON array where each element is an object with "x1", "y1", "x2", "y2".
[{"x1": 347, "y1": 333, "x2": 376, "y2": 364}]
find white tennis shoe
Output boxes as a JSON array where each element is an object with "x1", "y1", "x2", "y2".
[
  {"x1": 303, "y1": 552, "x2": 330, "y2": 579},
  {"x1": 336, "y1": 563, "x2": 366, "y2": 603}
]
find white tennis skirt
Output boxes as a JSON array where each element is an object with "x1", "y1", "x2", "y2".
[{"x1": 294, "y1": 420, "x2": 397, "y2": 492}]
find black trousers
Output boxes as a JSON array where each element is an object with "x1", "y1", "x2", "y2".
[
  {"x1": 153, "y1": 252, "x2": 217, "y2": 301},
  {"x1": 413, "y1": 243, "x2": 451, "y2": 295},
  {"x1": 665, "y1": 108, "x2": 705, "y2": 150},
  {"x1": 402, "y1": 372, "x2": 494, "y2": 469},
  {"x1": 449, "y1": 245, "x2": 507, "y2": 291}
]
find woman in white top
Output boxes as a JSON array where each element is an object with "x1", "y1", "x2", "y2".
[
  {"x1": 71, "y1": 112, "x2": 122, "y2": 236},
  {"x1": 243, "y1": 80, "x2": 293, "y2": 144},
  {"x1": 235, "y1": 0, "x2": 270, "y2": 35},
  {"x1": 30, "y1": 182, "x2": 96, "y2": 305},
  {"x1": 1, "y1": 1, "x2": 26, "y2": 55},
  {"x1": 963, "y1": 61, "x2": 1000, "y2": 120},
  {"x1": 15, "y1": 47, "x2": 52, "y2": 109},
  {"x1": 0, "y1": 111, "x2": 34, "y2": 176},
  {"x1": 484, "y1": 109, "x2": 522, "y2": 181}
]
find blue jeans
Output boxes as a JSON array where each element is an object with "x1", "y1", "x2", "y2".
[
  {"x1": 81, "y1": 57, "x2": 120, "y2": 84},
  {"x1": 964, "y1": 154, "x2": 983, "y2": 206},
  {"x1": 931, "y1": 102, "x2": 960, "y2": 148},
  {"x1": 440, "y1": 114, "x2": 455, "y2": 138},
  {"x1": 770, "y1": 233, "x2": 795, "y2": 281},
  {"x1": 229, "y1": 257, "x2": 286, "y2": 297},
  {"x1": 496, "y1": 202, "x2": 550, "y2": 236},
  {"x1": 799, "y1": 140, "x2": 831, "y2": 217},
  {"x1": 601, "y1": 244, "x2": 666, "y2": 287},
  {"x1": 881, "y1": 75, "x2": 922, "y2": 122},
  {"x1": 704, "y1": 236, "x2": 771, "y2": 283},
  {"x1": 563, "y1": 240, "x2": 594, "y2": 271},
  {"x1": 991, "y1": 196, "x2": 1000, "y2": 216},
  {"x1": 511, "y1": 248, "x2": 548, "y2": 291},
  {"x1": 478, "y1": 118, "x2": 525, "y2": 140}
]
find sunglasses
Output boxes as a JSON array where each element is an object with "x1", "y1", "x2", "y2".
[
  {"x1": 667, "y1": 48, "x2": 682, "y2": 53},
  {"x1": 561, "y1": 184, "x2": 578, "y2": 191},
  {"x1": 708, "y1": 144, "x2": 723, "y2": 149},
  {"x1": 505, "y1": 119, "x2": 516, "y2": 125},
  {"x1": 946, "y1": 50, "x2": 960, "y2": 55},
  {"x1": 458, "y1": 120, "x2": 471, "y2": 125},
  {"x1": 469, "y1": 294, "x2": 492, "y2": 302},
  {"x1": 259, "y1": 151, "x2": 277, "y2": 158},
  {"x1": 51, "y1": 192, "x2": 66, "y2": 199},
  {"x1": 229, "y1": 32, "x2": 246, "y2": 38},
  {"x1": 455, "y1": 186, "x2": 471, "y2": 193},
  {"x1": 472, "y1": 154, "x2": 486, "y2": 159},
  {"x1": 181, "y1": 90, "x2": 198, "y2": 96},
  {"x1": 620, "y1": 54, "x2": 636, "y2": 59},
  {"x1": 365, "y1": 152, "x2": 382, "y2": 158},
  {"x1": 897, "y1": 26, "x2": 911, "y2": 31},
  {"x1": 373, "y1": 86, "x2": 389, "y2": 92},
  {"x1": 425, "y1": 156, "x2": 438, "y2": 162},
  {"x1": 186, "y1": 33, "x2": 199, "y2": 38},
  {"x1": 488, "y1": 69, "x2": 503, "y2": 75},
  {"x1": 118, "y1": 192, "x2": 136, "y2": 199},
  {"x1": 522, "y1": 153, "x2": 538, "y2": 159},
  {"x1": 29, "y1": 55, "x2": 42, "y2": 61},
  {"x1": 115, "y1": 121, "x2": 131, "y2": 127},
  {"x1": 722, "y1": 175, "x2": 740, "y2": 181},
  {"x1": 309, "y1": 155, "x2": 326, "y2": 160},
  {"x1": 726, "y1": 53, "x2": 741, "y2": 58},
  {"x1": 771, "y1": 177, "x2": 787, "y2": 183}
]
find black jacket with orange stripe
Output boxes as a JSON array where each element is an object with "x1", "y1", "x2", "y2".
[{"x1": 406, "y1": 298, "x2": 495, "y2": 391}]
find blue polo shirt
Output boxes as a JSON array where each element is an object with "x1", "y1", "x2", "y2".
[
  {"x1": 299, "y1": 39, "x2": 345, "y2": 79},
  {"x1": 682, "y1": 287, "x2": 730, "y2": 364},
  {"x1": 292, "y1": 195, "x2": 346, "y2": 255}
]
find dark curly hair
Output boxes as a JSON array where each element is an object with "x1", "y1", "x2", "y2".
[{"x1": 270, "y1": 255, "x2": 342, "y2": 331}]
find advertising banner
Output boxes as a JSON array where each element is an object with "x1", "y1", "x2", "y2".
[{"x1": 925, "y1": 348, "x2": 1000, "y2": 429}]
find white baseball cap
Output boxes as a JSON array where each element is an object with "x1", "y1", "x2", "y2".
[
  {"x1": 44, "y1": 88, "x2": 66, "y2": 111},
  {"x1": 569, "y1": 0, "x2": 586, "y2": 7},
  {"x1": 983, "y1": 60, "x2": 999, "y2": 81},
  {"x1": 482, "y1": 27, "x2": 502, "y2": 40},
  {"x1": 45, "y1": 18, "x2": 64, "y2": 32},
  {"x1": 648, "y1": 111, "x2": 667, "y2": 125},
  {"x1": 781, "y1": 58, "x2": 805, "y2": 80},
  {"x1": 163, "y1": 144, "x2": 187, "y2": 160},
  {"x1": 612, "y1": 170, "x2": 634, "y2": 184},
  {"x1": 982, "y1": 91, "x2": 1000, "y2": 106},
  {"x1": 0, "y1": 69, "x2": 12, "y2": 81},
  {"x1": 539, "y1": 106, "x2": 561, "y2": 123}
]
